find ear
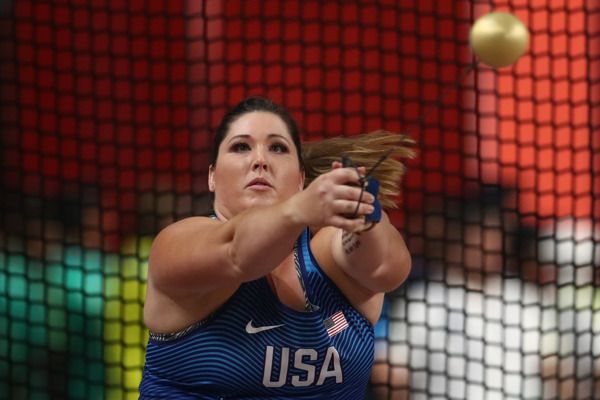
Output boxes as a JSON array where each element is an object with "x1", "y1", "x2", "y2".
[{"x1": 208, "y1": 164, "x2": 216, "y2": 192}]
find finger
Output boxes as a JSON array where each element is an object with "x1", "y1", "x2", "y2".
[
  {"x1": 333, "y1": 200, "x2": 374, "y2": 216},
  {"x1": 329, "y1": 167, "x2": 364, "y2": 185},
  {"x1": 332, "y1": 185, "x2": 375, "y2": 203},
  {"x1": 331, "y1": 161, "x2": 342, "y2": 169}
]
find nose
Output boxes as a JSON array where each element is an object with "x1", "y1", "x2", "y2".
[{"x1": 252, "y1": 147, "x2": 268, "y2": 171}]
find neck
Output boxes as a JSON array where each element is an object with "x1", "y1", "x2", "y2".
[{"x1": 212, "y1": 204, "x2": 229, "y2": 221}]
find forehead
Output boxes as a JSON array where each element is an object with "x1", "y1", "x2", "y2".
[{"x1": 225, "y1": 111, "x2": 291, "y2": 140}]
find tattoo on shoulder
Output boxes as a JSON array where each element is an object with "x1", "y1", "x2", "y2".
[{"x1": 342, "y1": 230, "x2": 361, "y2": 254}]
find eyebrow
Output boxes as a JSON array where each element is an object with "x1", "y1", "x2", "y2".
[{"x1": 227, "y1": 133, "x2": 292, "y2": 144}]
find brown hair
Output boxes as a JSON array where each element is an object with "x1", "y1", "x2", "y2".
[
  {"x1": 211, "y1": 98, "x2": 415, "y2": 209},
  {"x1": 302, "y1": 130, "x2": 416, "y2": 209}
]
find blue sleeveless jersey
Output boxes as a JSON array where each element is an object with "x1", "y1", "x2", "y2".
[{"x1": 139, "y1": 229, "x2": 374, "y2": 399}]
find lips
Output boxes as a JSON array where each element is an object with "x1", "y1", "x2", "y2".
[{"x1": 246, "y1": 177, "x2": 273, "y2": 188}]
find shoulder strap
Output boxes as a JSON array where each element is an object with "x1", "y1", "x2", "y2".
[{"x1": 294, "y1": 229, "x2": 320, "y2": 311}]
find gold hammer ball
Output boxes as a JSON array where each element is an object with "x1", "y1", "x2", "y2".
[{"x1": 470, "y1": 12, "x2": 529, "y2": 68}]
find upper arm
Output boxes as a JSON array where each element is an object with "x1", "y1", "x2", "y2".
[
  {"x1": 310, "y1": 227, "x2": 385, "y2": 324},
  {"x1": 148, "y1": 216, "x2": 241, "y2": 296}
]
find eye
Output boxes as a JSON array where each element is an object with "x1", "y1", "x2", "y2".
[
  {"x1": 230, "y1": 142, "x2": 250, "y2": 152},
  {"x1": 270, "y1": 143, "x2": 289, "y2": 153}
]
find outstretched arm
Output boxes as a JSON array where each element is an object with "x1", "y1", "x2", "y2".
[
  {"x1": 148, "y1": 167, "x2": 375, "y2": 296},
  {"x1": 148, "y1": 204, "x2": 305, "y2": 296}
]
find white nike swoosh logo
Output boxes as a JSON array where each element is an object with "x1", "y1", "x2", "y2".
[{"x1": 245, "y1": 320, "x2": 284, "y2": 334}]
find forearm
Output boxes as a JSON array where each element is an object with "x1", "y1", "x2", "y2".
[
  {"x1": 226, "y1": 196, "x2": 306, "y2": 281},
  {"x1": 148, "y1": 196, "x2": 307, "y2": 293},
  {"x1": 149, "y1": 166, "x2": 377, "y2": 293},
  {"x1": 333, "y1": 212, "x2": 411, "y2": 292}
]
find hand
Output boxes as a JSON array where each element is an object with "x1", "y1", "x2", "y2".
[{"x1": 290, "y1": 161, "x2": 375, "y2": 232}]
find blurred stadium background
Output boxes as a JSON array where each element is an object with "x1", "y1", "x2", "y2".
[{"x1": 0, "y1": 1, "x2": 598, "y2": 399}]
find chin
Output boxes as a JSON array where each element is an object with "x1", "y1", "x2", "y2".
[{"x1": 245, "y1": 193, "x2": 281, "y2": 207}]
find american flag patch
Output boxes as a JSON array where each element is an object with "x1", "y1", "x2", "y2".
[{"x1": 323, "y1": 311, "x2": 348, "y2": 337}]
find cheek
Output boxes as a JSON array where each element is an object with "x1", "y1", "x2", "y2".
[
  {"x1": 214, "y1": 160, "x2": 245, "y2": 191},
  {"x1": 218, "y1": 170, "x2": 239, "y2": 188},
  {"x1": 281, "y1": 167, "x2": 304, "y2": 193}
]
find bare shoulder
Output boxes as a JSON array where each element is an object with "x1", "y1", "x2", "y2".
[
  {"x1": 148, "y1": 216, "x2": 222, "y2": 287},
  {"x1": 309, "y1": 227, "x2": 384, "y2": 325},
  {"x1": 144, "y1": 215, "x2": 240, "y2": 333},
  {"x1": 148, "y1": 215, "x2": 234, "y2": 289},
  {"x1": 149, "y1": 216, "x2": 217, "y2": 261},
  {"x1": 155, "y1": 215, "x2": 219, "y2": 240}
]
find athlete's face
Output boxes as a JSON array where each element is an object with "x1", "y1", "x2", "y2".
[{"x1": 209, "y1": 111, "x2": 304, "y2": 220}]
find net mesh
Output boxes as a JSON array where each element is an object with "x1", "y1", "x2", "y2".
[{"x1": 0, "y1": 1, "x2": 598, "y2": 399}]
